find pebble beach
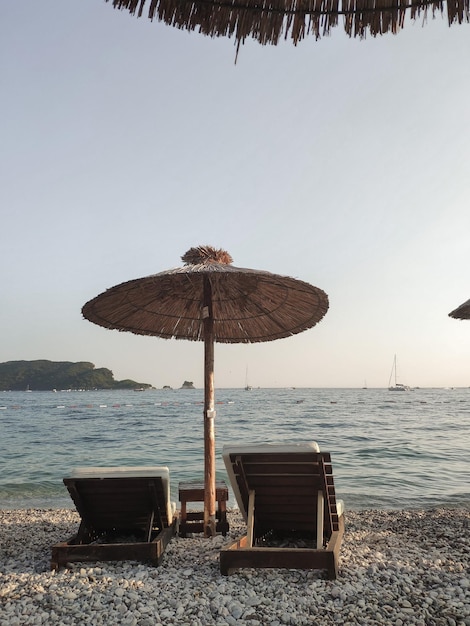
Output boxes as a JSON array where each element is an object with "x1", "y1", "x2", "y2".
[{"x1": 1, "y1": 508, "x2": 469, "y2": 625}]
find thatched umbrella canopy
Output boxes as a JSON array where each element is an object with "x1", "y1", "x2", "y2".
[
  {"x1": 82, "y1": 245, "x2": 329, "y2": 535},
  {"x1": 103, "y1": 0, "x2": 469, "y2": 49},
  {"x1": 449, "y1": 298, "x2": 470, "y2": 320}
]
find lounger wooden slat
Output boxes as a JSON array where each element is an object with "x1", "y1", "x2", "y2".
[
  {"x1": 64, "y1": 479, "x2": 169, "y2": 529},
  {"x1": 232, "y1": 452, "x2": 323, "y2": 464},
  {"x1": 220, "y1": 443, "x2": 345, "y2": 579},
  {"x1": 235, "y1": 464, "x2": 322, "y2": 475}
]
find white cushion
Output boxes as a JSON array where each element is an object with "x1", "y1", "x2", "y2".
[
  {"x1": 336, "y1": 499, "x2": 345, "y2": 517},
  {"x1": 70, "y1": 466, "x2": 169, "y2": 479}
]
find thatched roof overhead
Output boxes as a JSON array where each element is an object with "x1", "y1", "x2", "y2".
[
  {"x1": 82, "y1": 245, "x2": 329, "y2": 343},
  {"x1": 106, "y1": 0, "x2": 469, "y2": 47},
  {"x1": 449, "y1": 298, "x2": 470, "y2": 320}
]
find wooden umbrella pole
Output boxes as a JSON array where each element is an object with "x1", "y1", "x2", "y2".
[{"x1": 203, "y1": 278, "x2": 216, "y2": 537}]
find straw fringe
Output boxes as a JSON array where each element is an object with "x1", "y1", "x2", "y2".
[
  {"x1": 109, "y1": 0, "x2": 469, "y2": 44},
  {"x1": 82, "y1": 272, "x2": 329, "y2": 343}
]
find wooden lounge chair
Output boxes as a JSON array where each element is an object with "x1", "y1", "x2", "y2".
[
  {"x1": 220, "y1": 443, "x2": 345, "y2": 579},
  {"x1": 51, "y1": 466, "x2": 177, "y2": 570}
]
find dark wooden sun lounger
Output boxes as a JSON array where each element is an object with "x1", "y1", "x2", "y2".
[
  {"x1": 51, "y1": 467, "x2": 177, "y2": 570},
  {"x1": 220, "y1": 443, "x2": 345, "y2": 579}
]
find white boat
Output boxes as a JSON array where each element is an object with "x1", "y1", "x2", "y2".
[
  {"x1": 244, "y1": 367, "x2": 252, "y2": 391},
  {"x1": 388, "y1": 355, "x2": 410, "y2": 391}
]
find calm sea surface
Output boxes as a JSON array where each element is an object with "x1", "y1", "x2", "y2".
[{"x1": 1, "y1": 388, "x2": 469, "y2": 510}]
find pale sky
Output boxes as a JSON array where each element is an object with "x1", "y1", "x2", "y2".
[{"x1": 1, "y1": 1, "x2": 470, "y2": 389}]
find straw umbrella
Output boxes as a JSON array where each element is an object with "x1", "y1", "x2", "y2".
[
  {"x1": 449, "y1": 298, "x2": 470, "y2": 319},
  {"x1": 102, "y1": 0, "x2": 469, "y2": 51},
  {"x1": 82, "y1": 245, "x2": 329, "y2": 536}
]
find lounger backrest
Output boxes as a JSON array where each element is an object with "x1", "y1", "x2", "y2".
[
  {"x1": 223, "y1": 443, "x2": 340, "y2": 540},
  {"x1": 64, "y1": 466, "x2": 174, "y2": 534}
]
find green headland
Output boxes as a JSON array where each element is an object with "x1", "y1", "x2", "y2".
[{"x1": 0, "y1": 360, "x2": 152, "y2": 391}]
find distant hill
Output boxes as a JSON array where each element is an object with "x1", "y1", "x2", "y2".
[{"x1": 0, "y1": 360, "x2": 152, "y2": 391}]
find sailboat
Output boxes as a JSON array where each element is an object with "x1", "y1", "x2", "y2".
[
  {"x1": 244, "y1": 367, "x2": 252, "y2": 391},
  {"x1": 388, "y1": 355, "x2": 410, "y2": 391}
]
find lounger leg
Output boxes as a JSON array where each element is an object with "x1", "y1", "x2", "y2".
[
  {"x1": 247, "y1": 490, "x2": 255, "y2": 547},
  {"x1": 146, "y1": 511, "x2": 155, "y2": 543},
  {"x1": 219, "y1": 499, "x2": 227, "y2": 535},
  {"x1": 180, "y1": 500, "x2": 187, "y2": 537},
  {"x1": 316, "y1": 491, "x2": 324, "y2": 549}
]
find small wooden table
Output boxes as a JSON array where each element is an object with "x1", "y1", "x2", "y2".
[{"x1": 178, "y1": 480, "x2": 229, "y2": 537}]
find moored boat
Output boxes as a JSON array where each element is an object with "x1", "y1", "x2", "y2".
[{"x1": 388, "y1": 355, "x2": 410, "y2": 391}]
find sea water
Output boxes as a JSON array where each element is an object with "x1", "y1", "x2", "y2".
[{"x1": 0, "y1": 388, "x2": 469, "y2": 510}]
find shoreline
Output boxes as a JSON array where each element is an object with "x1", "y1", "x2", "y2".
[{"x1": 1, "y1": 508, "x2": 469, "y2": 625}]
